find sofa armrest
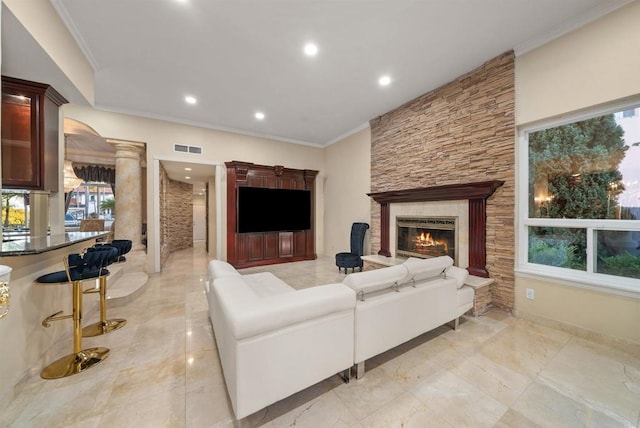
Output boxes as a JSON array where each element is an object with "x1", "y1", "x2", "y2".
[
  {"x1": 208, "y1": 260, "x2": 241, "y2": 281},
  {"x1": 216, "y1": 282, "x2": 356, "y2": 340}
]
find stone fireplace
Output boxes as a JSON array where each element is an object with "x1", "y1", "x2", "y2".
[
  {"x1": 396, "y1": 216, "x2": 457, "y2": 264},
  {"x1": 368, "y1": 181, "x2": 503, "y2": 277}
]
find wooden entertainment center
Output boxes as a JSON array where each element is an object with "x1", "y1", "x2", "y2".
[{"x1": 226, "y1": 161, "x2": 318, "y2": 268}]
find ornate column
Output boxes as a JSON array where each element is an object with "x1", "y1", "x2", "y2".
[{"x1": 109, "y1": 140, "x2": 145, "y2": 250}]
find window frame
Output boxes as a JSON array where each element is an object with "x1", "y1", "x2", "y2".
[{"x1": 516, "y1": 100, "x2": 640, "y2": 299}]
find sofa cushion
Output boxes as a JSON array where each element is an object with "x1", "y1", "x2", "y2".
[
  {"x1": 242, "y1": 272, "x2": 295, "y2": 297},
  {"x1": 209, "y1": 260, "x2": 241, "y2": 280},
  {"x1": 402, "y1": 256, "x2": 453, "y2": 283},
  {"x1": 446, "y1": 266, "x2": 469, "y2": 289},
  {"x1": 342, "y1": 264, "x2": 408, "y2": 295}
]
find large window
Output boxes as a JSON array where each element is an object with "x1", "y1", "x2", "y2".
[
  {"x1": 66, "y1": 182, "x2": 115, "y2": 231},
  {"x1": 519, "y1": 103, "x2": 640, "y2": 294}
]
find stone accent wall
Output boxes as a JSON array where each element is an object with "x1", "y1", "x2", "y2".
[
  {"x1": 159, "y1": 165, "x2": 194, "y2": 267},
  {"x1": 370, "y1": 52, "x2": 515, "y2": 310},
  {"x1": 167, "y1": 179, "x2": 194, "y2": 252}
]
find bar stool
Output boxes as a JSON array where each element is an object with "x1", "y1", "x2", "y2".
[
  {"x1": 36, "y1": 250, "x2": 111, "y2": 379},
  {"x1": 82, "y1": 245, "x2": 127, "y2": 337},
  {"x1": 94, "y1": 239, "x2": 132, "y2": 262}
]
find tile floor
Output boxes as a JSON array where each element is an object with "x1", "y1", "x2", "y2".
[{"x1": 1, "y1": 244, "x2": 639, "y2": 427}]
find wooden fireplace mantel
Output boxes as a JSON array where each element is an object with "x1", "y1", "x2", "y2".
[{"x1": 367, "y1": 180, "x2": 504, "y2": 277}]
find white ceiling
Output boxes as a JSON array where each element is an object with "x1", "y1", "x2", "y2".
[
  {"x1": 36, "y1": 0, "x2": 630, "y2": 147},
  {"x1": 1, "y1": 0, "x2": 633, "y2": 190}
]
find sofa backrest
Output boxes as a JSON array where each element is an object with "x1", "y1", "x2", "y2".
[
  {"x1": 342, "y1": 255, "x2": 465, "y2": 299},
  {"x1": 402, "y1": 255, "x2": 453, "y2": 283},
  {"x1": 343, "y1": 264, "x2": 408, "y2": 296}
]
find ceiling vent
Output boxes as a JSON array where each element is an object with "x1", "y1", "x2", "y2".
[{"x1": 174, "y1": 144, "x2": 202, "y2": 155}]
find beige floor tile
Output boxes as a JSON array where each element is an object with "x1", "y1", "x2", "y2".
[
  {"x1": 269, "y1": 390, "x2": 356, "y2": 428},
  {"x1": 510, "y1": 381, "x2": 631, "y2": 428},
  {"x1": 97, "y1": 386, "x2": 186, "y2": 428},
  {"x1": 478, "y1": 318, "x2": 572, "y2": 378},
  {"x1": 333, "y1": 368, "x2": 406, "y2": 420},
  {"x1": 451, "y1": 352, "x2": 532, "y2": 406},
  {"x1": 186, "y1": 348, "x2": 225, "y2": 394},
  {"x1": 411, "y1": 370, "x2": 508, "y2": 427},
  {"x1": 494, "y1": 408, "x2": 542, "y2": 428},
  {"x1": 358, "y1": 391, "x2": 454, "y2": 428},
  {"x1": 106, "y1": 356, "x2": 185, "y2": 409},
  {"x1": 538, "y1": 336, "x2": 640, "y2": 426},
  {"x1": 186, "y1": 382, "x2": 236, "y2": 428}
]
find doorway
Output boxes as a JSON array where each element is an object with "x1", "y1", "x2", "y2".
[{"x1": 153, "y1": 157, "x2": 221, "y2": 272}]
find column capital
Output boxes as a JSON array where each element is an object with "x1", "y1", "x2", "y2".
[{"x1": 107, "y1": 139, "x2": 145, "y2": 160}]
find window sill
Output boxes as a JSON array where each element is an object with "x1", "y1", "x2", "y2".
[{"x1": 515, "y1": 266, "x2": 640, "y2": 299}]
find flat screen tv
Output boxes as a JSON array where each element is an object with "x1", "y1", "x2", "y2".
[{"x1": 237, "y1": 187, "x2": 311, "y2": 233}]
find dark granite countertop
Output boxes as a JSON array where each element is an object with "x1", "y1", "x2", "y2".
[{"x1": 0, "y1": 231, "x2": 109, "y2": 256}]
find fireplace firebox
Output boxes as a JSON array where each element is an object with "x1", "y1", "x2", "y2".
[{"x1": 396, "y1": 217, "x2": 457, "y2": 264}]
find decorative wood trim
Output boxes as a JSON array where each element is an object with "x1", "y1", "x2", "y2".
[
  {"x1": 368, "y1": 180, "x2": 504, "y2": 277},
  {"x1": 378, "y1": 203, "x2": 391, "y2": 257},
  {"x1": 367, "y1": 181, "x2": 504, "y2": 204},
  {"x1": 468, "y1": 199, "x2": 488, "y2": 277}
]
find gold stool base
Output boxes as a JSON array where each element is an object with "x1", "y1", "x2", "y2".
[
  {"x1": 82, "y1": 319, "x2": 127, "y2": 337},
  {"x1": 41, "y1": 347, "x2": 110, "y2": 379}
]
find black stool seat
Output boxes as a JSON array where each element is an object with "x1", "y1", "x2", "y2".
[
  {"x1": 95, "y1": 239, "x2": 132, "y2": 262},
  {"x1": 36, "y1": 252, "x2": 111, "y2": 284}
]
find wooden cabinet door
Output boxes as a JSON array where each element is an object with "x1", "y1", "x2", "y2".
[{"x1": 279, "y1": 232, "x2": 293, "y2": 257}]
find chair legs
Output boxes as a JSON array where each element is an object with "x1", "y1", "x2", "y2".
[
  {"x1": 82, "y1": 276, "x2": 127, "y2": 337},
  {"x1": 337, "y1": 266, "x2": 363, "y2": 274},
  {"x1": 41, "y1": 280, "x2": 110, "y2": 379}
]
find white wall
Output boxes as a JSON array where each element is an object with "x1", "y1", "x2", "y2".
[
  {"x1": 63, "y1": 104, "x2": 325, "y2": 271},
  {"x1": 514, "y1": 0, "x2": 640, "y2": 345},
  {"x1": 515, "y1": 1, "x2": 640, "y2": 127},
  {"x1": 323, "y1": 127, "x2": 372, "y2": 257}
]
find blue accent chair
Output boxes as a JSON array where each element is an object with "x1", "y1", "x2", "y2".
[{"x1": 335, "y1": 222, "x2": 370, "y2": 273}]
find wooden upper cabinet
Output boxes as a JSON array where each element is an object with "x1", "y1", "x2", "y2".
[{"x1": 1, "y1": 76, "x2": 67, "y2": 191}]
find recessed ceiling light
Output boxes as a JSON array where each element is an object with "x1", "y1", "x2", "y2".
[
  {"x1": 378, "y1": 75, "x2": 391, "y2": 86},
  {"x1": 185, "y1": 95, "x2": 197, "y2": 104},
  {"x1": 185, "y1": 176, "x2": 191, "y2": 179},
  {"x1": 184, "y1": 167, "x2": 192, "y2": 171},
  {"x1": 304, "y1": 43, "x2": 318, "y2": 57},
  {"x1": 255, "y1": 112, "x2": 265, "y2": 120}
]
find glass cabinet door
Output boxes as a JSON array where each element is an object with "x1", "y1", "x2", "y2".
[{"x1": 1, "y1": 90, "x2": 38, "y2": 187}]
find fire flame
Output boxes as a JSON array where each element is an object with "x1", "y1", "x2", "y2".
[{"x1": 414, "y1": 232, "x2": 448, "y2": 252}]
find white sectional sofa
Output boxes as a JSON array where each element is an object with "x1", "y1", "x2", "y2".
[
  {"x1": 206, "y1": 256, "x2": 474, "y2": 419},
  {"x1": 343, "y1": 256, "x2": 474, "y2": 377},
  {"x1": 206, "y1": 262, "x2": 356, "y2": 419}
]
